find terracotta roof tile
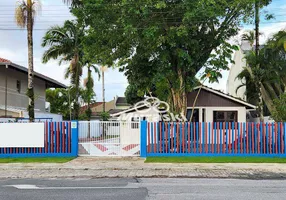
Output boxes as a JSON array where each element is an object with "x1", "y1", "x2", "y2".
[{"x1": 0, "y1": 57, "x2": 11, "y2": 63}]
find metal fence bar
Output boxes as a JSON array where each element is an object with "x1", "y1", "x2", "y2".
[{"x1": 144, "y1": 122, "x2": 286, "y2": 157}]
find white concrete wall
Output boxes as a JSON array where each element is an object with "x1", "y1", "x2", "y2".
[
  {"x1": 226, "y1": 49, "x2": 247, "y2": 101},
  {"x1": 0, "y1": 123, "x2": 44, "y2": 147},
  {"x1": 120, "y1": 122, "x2": 140, "y2": 144},
  {"x1": 22, "y1": 111, "x2": 63, "y2": 121},
  {"x1": 0, "y1": 66, "x2": 46, "y2": 111},
  {"x1": 188, "y1": 107, "x2": 247, "y2": 123}
]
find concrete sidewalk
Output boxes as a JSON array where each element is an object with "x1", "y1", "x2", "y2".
[{"x1": 1, "y1": 157, "x2": 286, "y2": 179}]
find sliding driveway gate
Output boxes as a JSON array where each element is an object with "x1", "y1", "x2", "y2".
[{"x1": 78, "y1": 121, "x2": 140, "y2": 156}]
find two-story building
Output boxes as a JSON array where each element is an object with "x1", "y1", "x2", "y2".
[{"x1": 0, "y1": 57, "x2": 66, "y2": 121}]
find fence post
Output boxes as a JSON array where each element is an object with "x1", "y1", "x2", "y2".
[
  {"x1": 140, "y1": 120, "x2": 147, "y2": 158},
  {"x1": 71, "y1": 120, "x2": 78, "y2": 157}
]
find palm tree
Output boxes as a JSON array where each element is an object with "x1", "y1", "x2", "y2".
[
  {"x1": 241, "y1": 30, "x2": 255, "y2": 47},
  {"x1": 236, "y1": 50, "x2": 277, "y2": 114},
  {"x1": 83, "y1": 64, "x2": 101, "y2": 121},
  {"x1": 15, "y1": 0, "x2": 41, "y2": 122},
  {"x1": 82, "y1": 64, "x2": 100, "y2": 138},
  {"x1": 42, "y1": 20, "x2": 84, "y2": 119},
  {"x1": 62, "y1": 0, "x2": 82, "y2": 7},
  {"x1": 236, "y1": 40, "x2": 286, "y2": 116},
  {"x1": 267, "y1": 31, "x2": 286, "y2": 92}
]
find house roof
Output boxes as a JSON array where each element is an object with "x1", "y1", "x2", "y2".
[
  {"x1": 80, "y1": 102, "x2": 103, "y2": 112},
  {"x1": 0, "y1": 57, "x2": 67, "y2": 88},
  {"x1": 0, "y1": 58, "x2": 11, "y2": 63},
  {"x1": 192, "y1": 85, "x2": 256, "y2": 109},
  {"x1": 108, "y1": 109, "x2": 126, "y2": 115},
  {"x1": 116, "y1": 97, "x2": 130, "y2": 106}
]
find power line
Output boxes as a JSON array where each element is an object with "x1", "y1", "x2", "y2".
[{"x1": 0, "y1": 19, "x2": 285, "y2": 30}]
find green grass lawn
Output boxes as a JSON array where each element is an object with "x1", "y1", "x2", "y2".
[
  {"x1": 0, "y1": 157, "x2": 75, "y2": 163},
  {"x1": 145, "y1": 157, "x2": 286, "y2": 163}
]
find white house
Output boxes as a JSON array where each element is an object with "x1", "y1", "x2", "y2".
[
  {"x1": 187, "y1": 86, "x2": 256, "y2": 123},
  {"x1": 111, "y1": 85, "x2": 256, "y2": 123}
]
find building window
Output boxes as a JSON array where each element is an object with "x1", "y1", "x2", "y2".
[
  {"x1": 16, "y1": 80, "x2": 21, "y2": 93},
  {"x1": 131, "y1": 117, "x2": 139, "y2": 129},
  {"x1": 186, "y1": 109, "x2": 199, "y2": 122},
  {"x1": 202, "y1": 108, "x2": 205, "y2": 122},
  {"x1": 213, "y1": 111, "x2": 238, "y2": 122}
]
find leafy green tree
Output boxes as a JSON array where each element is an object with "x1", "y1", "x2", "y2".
[
  {"x1": 100, "y1": 112, "x2": 110, "y2": 121},
  {"x1": 73, "y1": 0, "x2": 271, "y2": 115},
  {"x1": 46, "y1": 88, "x2": 73, "y2": 120},
  {"x1": 125, "y1": 84, "x2": 144, "y2": 105},
  {"x1": 271, "y1": 93, "x2": 286, "y2": 122},
  {"x1": 42, "y1": 20, "x2": 84, "y2": 119}
]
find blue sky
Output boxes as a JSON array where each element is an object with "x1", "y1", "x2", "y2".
[{"x1": 0, "y1": 0, "x2": 286, "y2": 102}]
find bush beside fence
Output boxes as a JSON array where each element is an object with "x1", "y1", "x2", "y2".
[{"x1": 140, "y1": 121, "x2": 286, "y2": 157}]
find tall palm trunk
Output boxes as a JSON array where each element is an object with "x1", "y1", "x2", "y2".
[
  {"x1": 73, "y1": 53, "x2": 80, "y2": 119},
  {"x1": 255, "y1": 0, "x2": 264, "y2": 122},
  {"x1": 27, "y1": 0, "x2": 35, "y2": 122}
]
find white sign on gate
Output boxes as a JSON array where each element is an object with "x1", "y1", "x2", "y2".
[{"x1": 0, "y1": 123, "x2": 45, "y2": 147}]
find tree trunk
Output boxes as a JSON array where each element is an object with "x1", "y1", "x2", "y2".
[
  {"x1": 27, "y1": 0, "x2": 35, "y2": 122},
  {"x1": 169, "y1": 68, "x2": 187, "y2": 118},
  {"x1": 73, "y1": 54, "x2": 80, "y2": 120},
  {"x1": 261, "y1": 84, "x2": 276, "y2": 115}
]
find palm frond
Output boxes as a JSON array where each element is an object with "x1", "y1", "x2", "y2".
[
  {"x1": 62, "y1": 0, "x2": 82, "y2": 8},
  {"x1": 15, "y1": 1, "x2": 27, "y2": 28},
  {"x1": 15, "y1": 0, "x2": 41, "y2": 28},
  {"x1": 90, "y1": 65, "x2": 101, "y2": 80}
]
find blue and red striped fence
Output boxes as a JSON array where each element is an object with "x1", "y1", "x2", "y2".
[
  {"x1": 140, "y1": 121, "x2": 286, "y2": 157},
  {"x1": 0, "y1": 121, "x2": 78, "y2": 158}
]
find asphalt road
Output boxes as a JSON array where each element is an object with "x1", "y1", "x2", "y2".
[{"x1": 0, "y1": 178, "x2": 285, "y2": 200}]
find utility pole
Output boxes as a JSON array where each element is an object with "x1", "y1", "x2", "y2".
[
  {"x1": 255, "y1": 0, "x2": 260, "y2": 58},
  {"x1": 255, "y1": 0, "x2": 264, "y2": 122},
  {"x1": 69, "y1": 88, "x2": 72, "y2": 120},
  {"x1": 102, "y1": 68, "x2": 105, "y2": 113},
  {"x1": 5, "y1": 64, "x2": 8, "y2": 118}
]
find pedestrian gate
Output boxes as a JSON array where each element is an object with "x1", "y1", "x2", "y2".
[{"x1": 78, "y1": 121, "x2": 140, "y2": 156}]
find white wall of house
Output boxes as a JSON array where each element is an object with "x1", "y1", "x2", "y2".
[
  {"x1": 226, "y1": 48, "x2": 247, "y2": 101},
  {"x1": 188, "y1": 106, "x2": 247, "y2": 123},
  {"x1": 0, "y1": 66, "x2": 46, "y2": 112}
]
